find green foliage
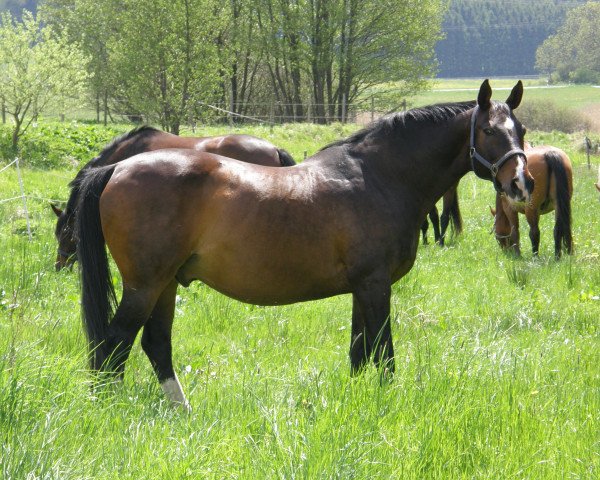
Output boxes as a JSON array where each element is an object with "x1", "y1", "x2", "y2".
[
  {"x1": 0, "y1": 122, "x2": 127, "y2": 169},
  {"x1": 41, "y1": 0, "x2": 447, "y2": 126},
  {"x1": 535, "y1": 2, "x2": 600, "y2": 82},
  {"x1": 0, "y1": 10, "x2": 90, "y2": 150}
]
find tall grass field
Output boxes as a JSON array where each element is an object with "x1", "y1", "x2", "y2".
[{"x1": 0, "y1": 116, "x2": 599, "y2": 476}]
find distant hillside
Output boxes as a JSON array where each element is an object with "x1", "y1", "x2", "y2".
[{"x1": 435, "y1": 0, "x2": 586, "y2": 78}]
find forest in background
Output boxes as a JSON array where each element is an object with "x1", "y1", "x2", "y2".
[{"x1": 434, "y1": 0, "x2": 588, "y2": 77}]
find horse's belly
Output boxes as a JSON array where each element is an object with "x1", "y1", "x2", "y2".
[{"x1": 176, "y1": 244, "x2": 351, "y2": 306}]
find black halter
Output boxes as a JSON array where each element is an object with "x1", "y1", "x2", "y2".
[{"x1": 469, "y1": 105, "x2": 525, "y2": 180}]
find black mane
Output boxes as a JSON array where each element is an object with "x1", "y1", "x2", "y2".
[
  {"x1": 323, "y1": 101, "x2": 476, "y2": 150},
  {"x1": 86, "y1": 125, "x2": 160, "y2": 170},
  {"x1": 65, "y1": 125, "x2": 160, "y2": 214}
]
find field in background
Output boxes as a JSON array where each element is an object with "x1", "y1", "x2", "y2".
[
  {"x1": 365, "y1": 79, "x2": 600, "y2": 133},
  {"x1": 0, "y1": 119, "x2": 598, "y2": 478}
]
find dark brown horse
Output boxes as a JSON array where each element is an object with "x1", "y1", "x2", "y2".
[
  {"x1": 51, "y1": 127, "x2": 295, "y2": 270},
  {"x1": 491, "y1": 144, "x2": 572, "y2": 257},
  {"x1": 75, "y1": 80, "x2": 533, "y2": 409},
  {"x1": 420, "y1": 181, "x2": 462, "y2": 246}
]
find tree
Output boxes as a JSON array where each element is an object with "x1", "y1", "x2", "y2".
[
  {"x1": 0, "y1": 11, "x2": 89, "y2": 151},
  {"x1": 255, "y1": 0, "x2": 445, "y2": 123},
  {"x1": 40, "y1": 0, "x2": 119, "y2": 125},
  {"x1": 536, "y1": 2, "x2": 600, "y2": 83},
  {"x1": 107, "y1": 0, "x2": 224, "y2": 133},
  {"x1": 42, "y1": 0, "x2": 225, "y2": 133}
]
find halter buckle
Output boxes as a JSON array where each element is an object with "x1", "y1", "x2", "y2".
[
  {"x1": 469, "y1": 147, "x2": 476, "y2": 159},
  {"x1": 490, "y1": 163, "x2": 499, "y2": 178}
]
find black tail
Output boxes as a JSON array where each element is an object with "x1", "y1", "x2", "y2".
[
  {"x1": 277, "y1": 148, "x2": 296, "y2": 166},
  {"x1": 75, "y1": 164, "x2": 118, "y2": 368},
  {"x1": 545, "y1": 150, "x2": 572, "y2": 256},
  {"x1": 439, "y1": 188, "x2": 462, "y2": 245}
]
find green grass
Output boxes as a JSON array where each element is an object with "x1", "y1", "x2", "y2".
[
  {"x1": 0, "y1": 126, "x2": 598, "y2": 479},
  {"x1": 410, "y1": 82, "x2": 600, "y2": 112}
]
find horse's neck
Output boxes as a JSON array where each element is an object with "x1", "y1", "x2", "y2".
[{"x1": 366, "y1": 116, "x2": 471, "y2": 209}]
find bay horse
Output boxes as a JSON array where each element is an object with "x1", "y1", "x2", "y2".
[
  {"x1": 420, "y1": 181, "x2": 462, "y2": 246},
  {"x1": 75, "y1": 80, "x2": 533, "y2": 410},
  {"x1": 491, "y1": 144, "x2": 572, "y2": 257},
  {"x1": 51, "y1": 127, "x2": 295, "y2": 270}
]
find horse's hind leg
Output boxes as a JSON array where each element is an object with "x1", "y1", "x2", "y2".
[
  {"x1": 525, "y1": 210, "x2": 541, "y2": 256},
  {"x1": 102, "y1": 286, "x2": 160, "y2": 378},
  {"x1": 420, "y1": 220, "x2": 429, "y2": 245},
  {"x1": 141, "y1": 280, "x2": 190, "y2": 411},
  {"x1": 429, "y1": 207, "x2": 441, "y2": 245}
]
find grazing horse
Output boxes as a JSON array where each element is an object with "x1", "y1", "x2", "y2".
[
  {"x1": 75, "y1": 80, "x2": 533, "y2": 409},
  {"x1": 51, "y1": 127, "x2": 295, "y2": 270},
  {"x1": 491, "y1": 144, "x2": 572, "y2": 257},
  {"x1": 420, "y1": 182, "x2": 462, "y2": 246}
]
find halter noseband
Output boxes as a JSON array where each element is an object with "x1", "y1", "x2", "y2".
[
  {"x1": 58, "y1": 248, "x2": 76, "y2": 260},
  {"x1": 469, "y1": 105, "x2": 525, "y2": 180}
]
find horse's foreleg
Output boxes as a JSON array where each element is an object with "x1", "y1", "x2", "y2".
[
  {"x1": 141, "y1": 280, "x2": 190, "y2": 412},
  {"x1": 349, "y1": 295, "x2": 371, "y2": 374},
  {"x1": 525, "y1": 209, "x2": 541, "y2": 256},
  {"x1": 350, "y1": 275, "x2": 394, "y2": 375},
  {"x1": 503, "y1": 202, "x2": 521, "y2": 256},
  {"x1": 439, "y1": 207, "x2": 450, "y2": 246}
]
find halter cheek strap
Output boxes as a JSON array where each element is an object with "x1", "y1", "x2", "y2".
[{"x1": 469, "y1": 105, "x2": 525, "y2": 179}]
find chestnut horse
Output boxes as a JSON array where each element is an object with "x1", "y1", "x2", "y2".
[
  {"x1": 51, "y1": 127, "x2": 295, "y2": 270},
  {"x1": 420, "y1": 182, "x2": 462, "y2": 246},
  {"x1": 75, "y1": 80, "x2": 533, "y2": 409},
  {"x1": 492, "y1": 144, "x2": 572, "y2": 257}
]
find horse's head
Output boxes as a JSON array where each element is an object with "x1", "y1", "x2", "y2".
[
  {"x1": 51, "y1": 204, "x2": 77, "y2": 271},
  {"x1": 470, "y1": 80, "x2": 534, "y2": 206}
]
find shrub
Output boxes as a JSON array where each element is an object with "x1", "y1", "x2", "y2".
[
  {"x1": 570, "y1": 68, "x2": 600, "y2": 85},
  {"x1": 518, "y1": 100, "x2": 591, "y2": 133}
]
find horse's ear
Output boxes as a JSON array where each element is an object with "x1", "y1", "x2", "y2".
[
  {"x1": 477, "y1": 79, "x2": 492, "y2": 110},
  {"x1": 50, "y1": 203, "x2": 63, "y2": 217},
  {"x1": 489, "y1": 206, "x2": 496, "y2": 217},
  {"x1": 506, "y1": 80, "x2": 523, "y2": 110}
]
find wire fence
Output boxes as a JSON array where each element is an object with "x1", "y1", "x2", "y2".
[
  {"x1": 0, "y1": 158, "x2": 32, "y2": 239},
  {"x1": 28, "y1": 101, "x2": 399, "y2": 127}
]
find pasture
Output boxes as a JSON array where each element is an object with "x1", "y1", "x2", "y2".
[{"x1": 0, "y1": 120, "x2": 598, "y2": 478}]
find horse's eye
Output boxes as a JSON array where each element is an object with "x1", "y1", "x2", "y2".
[{"x1": 483, "y1": 127, "x2": 494, "y2": 135}]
